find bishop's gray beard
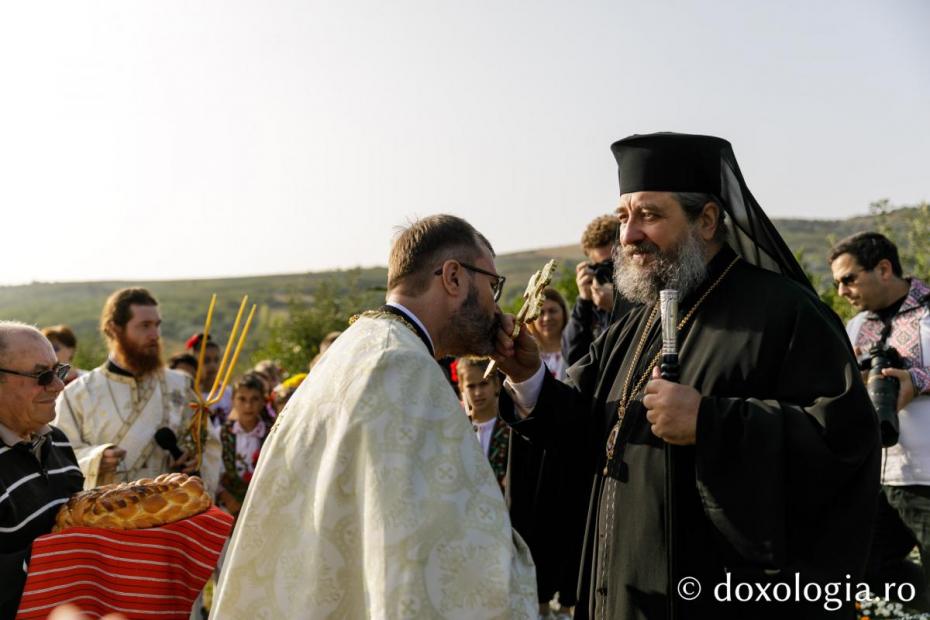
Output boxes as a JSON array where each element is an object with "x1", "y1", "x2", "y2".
[{"x1": 613, "y1": 227, "x2": 708, "y2": 305}]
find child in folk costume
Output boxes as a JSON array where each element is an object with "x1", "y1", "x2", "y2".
[{"x1": 216, "y1": 374, "x2": 271, "y2": 517}]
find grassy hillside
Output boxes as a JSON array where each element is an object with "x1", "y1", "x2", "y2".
[
  {"x1": 0, "y1": 251, "x2": 588, "y2": 370},
  {"x1": 0, "y1": 205, "x2": 922, "y2": 370},
  {"x1": 771, "y1": 205, "x2": 926, "y2": 278}
]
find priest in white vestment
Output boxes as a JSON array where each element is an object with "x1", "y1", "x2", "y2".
[
  {"x1": 54, "y1": 288, "x2": 220, "y2": 493},
  {"x1": 213, "y1": 215, "x2": 536, "y2": 618}
]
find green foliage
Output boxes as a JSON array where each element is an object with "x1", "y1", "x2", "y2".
[
  {"x1": 250, "y1": 272, "x2": 382, "y2": 374},
  {"x1": 502, "y1": 293, "x2": 523, "y2": 316},
  {"x1": 870, "y1": 199, "x2": 930, "y2": 282},
  {"x1": 3, "y1": 204, "x2": 928, "y2": 365},
  {"x1": 819, "y1": 286, "x2": 857, "y2": 323},
  {"x1": 0, "y1": 268, "x2": 389, "y2": 376},
  {"x1": 794, "y1": 248, "x2": 858, "y2": 323},
  {"x1": 552, "y1": 264, "x2": 580, "y2": 309},
  {"x1": 0, "y1": 249, "x2": 581, "y2": 364},
  {"x1": 500, "y1": 261, "x2": 580, "y2": 316},
  {"x1": 72, "y1": 336, "x2": 108, "y2": 370}
]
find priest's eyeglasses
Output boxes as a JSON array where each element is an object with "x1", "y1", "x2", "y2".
[
  {"x1": 434, "y1": 262, "x2": 506, "y2": 302},
  {"x1": 0, "y1": 363, "x2": 70, "y2": 387}
]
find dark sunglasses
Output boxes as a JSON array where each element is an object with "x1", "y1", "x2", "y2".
[
  {"x1": 834, "y1": 269, "x2": 870, "y2": 289},
  {"x1": 434, "y1": 261, "x2": 506, "y2": 302},
  {"x1": 0, "y1": 363, "x2": 70, "y2": 386}
]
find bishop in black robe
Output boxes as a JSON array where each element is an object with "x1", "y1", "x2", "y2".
[
  {"x1": 502, "y1": 243, "x2": 879, "y2": 618},
  {"x1": 493, "y1": 133, "x2": 881, "y2": 619}
]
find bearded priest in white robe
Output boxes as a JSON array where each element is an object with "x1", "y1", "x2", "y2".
[
  {"x1": 213, "y1": 215, "x2": 537, "y2": 619},
  {"x1": 54, "y1": 288, "x2": 221, "y2": 493}
]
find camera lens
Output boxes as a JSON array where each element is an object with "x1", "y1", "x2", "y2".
[
  {"x1": 593, "y1": 260, "x2": 614, "y2": 285},
  {"x1": 868, "y1": 348, "x2": 901, "y2": 447}
]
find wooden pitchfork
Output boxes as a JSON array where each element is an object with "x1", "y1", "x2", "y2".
[{"x1": 188, "y1": 294, "x2": 257, "y2": 469}]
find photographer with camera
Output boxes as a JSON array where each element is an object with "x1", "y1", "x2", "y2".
[
  {"x1": 830, "y1": 232, "x2": 930, "y2": 603},
  {"x1": 562, "y1": 215, "x2": 634, "y2": 365}
]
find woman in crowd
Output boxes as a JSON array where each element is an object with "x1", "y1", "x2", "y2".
[
  {"x1": 527, "y1": 287, "x2": 569, "y2": 380},
  {"x1": 41, "y1": 324, "x2": 83, "y2": 384}
]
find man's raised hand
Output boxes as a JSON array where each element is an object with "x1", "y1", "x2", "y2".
[
  {"x1": 882, "y1": 367, "x2": 918, "y2": 412},
  {"x1": 575, "y1": 261, "x2": 594, "y2": 301},
  {"x1": 100, "y1": 446, "x2": 126, "y2": 473},
  {"x1": 171, "y1": 450, "x2": 199, "y2": 474}
]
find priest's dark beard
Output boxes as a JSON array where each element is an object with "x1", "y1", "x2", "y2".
[
  {"x1": 114, "y1": 331, "x2": 164, "y2": 377},
  {"x1": 613, "y1": 227, "x2": 708, "y2": 304},
  {"x1": 444, "y1": 285, "x2": 500, "y2": 356}
]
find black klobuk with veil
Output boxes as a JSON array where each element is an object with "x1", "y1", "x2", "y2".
[{"x1": 610, "y1": 132, "x2": 815, "y2": 295}]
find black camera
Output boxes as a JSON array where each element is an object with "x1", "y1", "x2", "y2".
[
  {"x1": 861, "y1": 344, "x2": 905, "y2": 447},
  {"x1": 590, "y1": 259, "x2": 614, "y2": 286}
]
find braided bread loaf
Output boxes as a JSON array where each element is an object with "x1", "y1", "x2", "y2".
[{"x1": 53, "y1": 473, "x2": 212, "y2": 531}]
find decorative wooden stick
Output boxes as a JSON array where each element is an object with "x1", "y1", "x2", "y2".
[
  {"x1": 206, "y1": 296, "x2": 248, "y2": 403},
  {"x1": 484, "y1": 259, "x2": 558, "y2": 379},
  {"x1": 208, "y1": 303, "x2": 256, "y2": 407},
  {"x1": 191, "y1": 294, "x2": 217, "y2": 399},
  {"x1": 186, "y1": 294, "x2": 257, "y2": 468}
]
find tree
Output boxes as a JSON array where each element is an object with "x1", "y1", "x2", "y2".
[
  {"x1": 72, "y1": 336, "x2": 108, "y2": 371},
  {"x1": 501, "y1": 262, "x2": 579, "y2": 316},
  {"x1": 250, "y1": 271, "x2": 382, "y2": 374},
  {"x1": 870, "y1": 199, "x2": 930, "y2": 283}
]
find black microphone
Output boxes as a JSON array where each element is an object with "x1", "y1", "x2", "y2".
[{"x1": 154, "y1": 427, "x2": 183, "y2": 460}]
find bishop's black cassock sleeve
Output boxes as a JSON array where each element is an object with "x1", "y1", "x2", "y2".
[
  {"x1": 562, "y1": 299, "x2": 599, "y2": 368},
  {"x1": 502, "y1": 323, "x2": 612, "y2": 451},
  {"x1": 693, "y1": 291, "x2": 881, "y2": 580}
]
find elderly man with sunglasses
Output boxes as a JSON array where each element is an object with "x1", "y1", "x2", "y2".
[{"x1": 0, "y1": 321, "x2": 84, "y2": 620}]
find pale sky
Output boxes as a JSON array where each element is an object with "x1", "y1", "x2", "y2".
[{"x1": 1, "y1": 0, "x2": 927, "y2": 285}]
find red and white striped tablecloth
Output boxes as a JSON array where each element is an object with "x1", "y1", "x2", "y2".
[{"x1": 17, "y1": 506, "x2": 233, "y2": 619}]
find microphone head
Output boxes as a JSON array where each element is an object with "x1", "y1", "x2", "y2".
[
  {"x1": 154, "y1": 427, "x2": 177, "y2": 448},
  {"x1": 154, "y1": 427, "x2": 182, "y2": 459}
]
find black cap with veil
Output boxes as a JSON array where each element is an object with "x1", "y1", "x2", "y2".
[{"x1": 610, "y1": 132, "x2": 814, "y2": 294}]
